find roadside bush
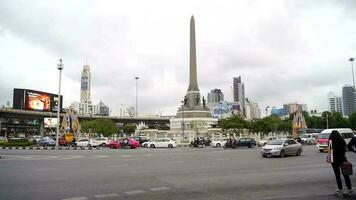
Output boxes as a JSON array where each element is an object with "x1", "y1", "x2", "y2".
[
  {"x1": 0, "y1": 140, "x2": 34, "y2": 147},
  {"x1": 8, "y1": 138, "x2": 29, "y2": 143}
]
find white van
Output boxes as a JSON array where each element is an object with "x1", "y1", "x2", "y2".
[{"x1": 316, "y1": 128, "x2": 354, "y2": 152}]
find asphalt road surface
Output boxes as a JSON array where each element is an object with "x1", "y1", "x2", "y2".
[{"x1": 1, "y1": 146, "x2": 356, "y2": 200}]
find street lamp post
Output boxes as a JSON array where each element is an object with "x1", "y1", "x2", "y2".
[
  {"x1": 326, "y1": 112, "x2": 329, "y2": 129},
  {"x1": 349, "y1": 58, "x2": 355, "y2": 89},
  {"x1": 135, "y1": 76, "x2": 139, "y2": 117},
  {"x1": 56, "y1": 59, "x2": 63, "y2": 147},
  {"x1": 181, "y1": 101, "x2": 185, "y2": 143}
]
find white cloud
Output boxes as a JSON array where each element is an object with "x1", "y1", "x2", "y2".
[{"x1": 0, "y1": 0, "x2": 355, "y2": 116}]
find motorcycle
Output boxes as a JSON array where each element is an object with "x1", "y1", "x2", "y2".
[
  {"x1": 120, "y1": 139, "x2": 132, "y2": 149},
  {"x1": 223, "y1": 140, "x2": 237, "y2": 149},
  {"x1": 190, "y1": 139, "x2": 205, "y2": 148}
]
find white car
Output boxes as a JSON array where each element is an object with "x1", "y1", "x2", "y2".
[
  {"x1": 141, "y1": 141, "x2": 149, "y2": 147},
  {"x1": 32, "y1": 136, "x2": 42, "y2": 143},
  {"x1": 261, "y1": 139, "x2": 302, "y2": 158},
  {"x1": 211, "y1": 138, "x2": 229, "y2": 147},
  {"x1": 76, "y1": 138, "x2": 100, "y2": 147},
  {"x1": 147, "y1": 138, "x2": 177, "y2": 148},
  {"x1": 257, "y1": 137, "x2": 277, "y2": 147},
  {"x1": 300, "y1": 133, "x2": 318, "y2": 145},
  {"x1": 94, "y1": 137, "x2": 108, "y2": 147}
]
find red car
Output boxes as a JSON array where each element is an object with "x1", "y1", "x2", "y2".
[
  {"x1": 59, "y1": 137, "x2": 67, "y2": 146},
  {"x1": 107, "y1": 138, "x2": 140, "y2": 149}
]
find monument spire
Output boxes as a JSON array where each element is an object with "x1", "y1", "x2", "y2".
[{"x1": 188, "y1": 15, "x2": 199, "y2": 92}]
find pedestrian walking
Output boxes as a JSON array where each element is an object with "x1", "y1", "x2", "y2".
[{"x1": 328, "y1": 130, "x2": 352, "y2": 196}]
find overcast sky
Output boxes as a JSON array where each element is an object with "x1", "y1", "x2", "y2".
[{"x1": 0, "y1": 0, "x2": 356, "y2": 116}]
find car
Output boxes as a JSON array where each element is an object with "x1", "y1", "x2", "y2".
[
  {"x1": 31, "y1": 135, "x2": 42, "y2": 144},
  {"x1": 94, "y1": 138, "x2": 108, "y2": 147},
  {"x1": 131, "y1": 136, "x2": 150, "y2": 145},
  {"x1": 257, "y1": 137, "x2": 277, "y2": 147},
  {"x1": 211, "y1": 138, "x2": 229, "y2": 147},
  {"x1": 141, "y1": 140, "x2": 150, "y2": 147},
  {"x1": 147, "y1": 138, "x2": 177, "y2": 148},
  {"x1": 38, "y1": 137, "x2": 56, "y2": 147},
  {"x1": 107, "y1": 140, "x2": 121, "y2": 149},
  {"x1": 316, "y1": 128, "x2": 354, "y2": 152},
  {"x1": 107, "y1": 138, "x2": 140, "y2": 149},
  {"x1": 300, "y1": 133, "x2": 319, "y2": 145},
  {"x1": 261, "y1": 139, "x2": 302, "y2": 158},
  {"x1": 76, "y1": 138, "x2": 100, "y2": 147},
  {"x1": 236, "y1": 138, "x2": 256, "y2": 148}
]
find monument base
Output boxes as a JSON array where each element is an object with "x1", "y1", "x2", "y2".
[{"x1": 170, "y1": 117, "x2": 218, "y2": 130}]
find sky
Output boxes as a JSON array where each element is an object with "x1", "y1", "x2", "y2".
[{"x1": 0, "y1": 0, "x2": 356, "y2": 117}]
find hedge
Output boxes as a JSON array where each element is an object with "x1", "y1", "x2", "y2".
[{"x1": 0, "y1": 141, "x2": 34, "y2": 147}]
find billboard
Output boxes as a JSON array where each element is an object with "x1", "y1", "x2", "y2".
[
  {"x1": 44, "y1": 118, "x2": 58, "y2": 128},
  {"x1": 13, "y1": 88, "x2": 63, "y2": 112}
]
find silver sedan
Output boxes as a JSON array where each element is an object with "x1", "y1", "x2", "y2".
[{"x1": 261, "y1": 139, "x2": 302, "y2": 158}]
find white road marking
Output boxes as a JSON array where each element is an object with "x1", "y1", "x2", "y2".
[
  {"x1": 125, "y1": 190, "x2": 145, "y2": 195},
  {"x1": 94, "y1": 193, "x2": 118, "y2": 198},
  {"x1": 60, "y1": 156, "x2": 83, "y2": 160},
  {"x1": 90, "y1": 155, "x2": 108, "y2": 159},
  {"x1": 145, "y1": 154, "x2": 153, "y2": 156},
  {"x1": 150, "y1": 186, "x2": 171, "y2": 191},
  {"x1": 167, "y1": 161, "x2": 184, "y2": 164},
  {"x1": 35, "y1": 168, "x2": 56, "y2": 171},
  {"x1": 121, "y1": 155, "x2": 132, "y2": 158},
  {"x1": 62, "y1": 196, "x2": 88, "y2": 200},
  {"x1": 107, "y1": 164, "x2": 129, "y2": 167}
]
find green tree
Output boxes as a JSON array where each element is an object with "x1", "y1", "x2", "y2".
[
  {"x1": 220, "y1": 115, "x2": 248, "y2": 134},
  {"x1": 123, "y1": 123, "x2": 136, "y2": 134},
  {"x1": 80, "y1": 119, "x2": 117, "y2": 137},
  {"x1": 349, "y1": 112, "x2": 356, "y2": 130},
  {"x1": 330, "y1": 112, "x2": 350, "y2": 128}
]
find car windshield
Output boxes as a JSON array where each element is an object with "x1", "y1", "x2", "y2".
[
  {"x1": 318, "y1": 133, "x2": 330, "y2": 139},
  {"x1": 267, "y1": 140, "x2": 284, "y2": 145},
  {"x1": 300, "y1": 134, "x2": 307, "y2": 138}
]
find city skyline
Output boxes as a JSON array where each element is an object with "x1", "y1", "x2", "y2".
[{"x1": 0, "y1": 1, "x2": 356, "y2": 116}]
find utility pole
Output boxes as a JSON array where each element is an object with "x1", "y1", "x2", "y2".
[
  {"x1": 56, "y1": 59, "x2": 63, "y2": 147},
  {"x1": 135, "y1": 76, "x2": 139, "y2": 117},
  {"x1": 326, "y1": 112, "x2": 329, "y2": 129},
  {"x1": 349, "y1": 58, "x2": 355, "y2": 89}
]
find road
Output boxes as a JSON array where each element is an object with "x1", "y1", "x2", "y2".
[{"x1": 0, "y1": 146, "x2": 355, "y2": 200}]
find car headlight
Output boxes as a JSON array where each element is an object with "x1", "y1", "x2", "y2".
[{"x1": 273, "y1": 147, "x2": 282, "y2": 151}]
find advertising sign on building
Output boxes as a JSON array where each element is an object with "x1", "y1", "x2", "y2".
[{"x1": 13, "y1": 88, "x2": 63, "y2": 112}]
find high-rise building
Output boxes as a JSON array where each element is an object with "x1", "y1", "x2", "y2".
[
  {"x1": 117, "y1": 105, "x2": 135, "y2": 118},
  {"x1": 207, "y1": 89, "x2": 224, "y2": 103},
  {"x1": 80, "y1": 64, "x2": 91, "y2": 104},
  {"x1": 327, "y1": 91, "x2": 342, "y2": 113},
  {"x1": 245, "y1": 99, "x2": 261, "y2": 120},
  {"x1": 71, "y1": 102, "x2": 99, "y2": 116},
  {"x1": 98, "y1": 101, "x2": 110, "y2": 116},
  {"x1": 283, "y1": 103, "x2": 307, "y2": 114},
  {"x1": 342, "y1": 85, "x2": 356, "y2": 116},
  {"x1": 233, "y1": 76, "x2": 245, "y2": 114}
]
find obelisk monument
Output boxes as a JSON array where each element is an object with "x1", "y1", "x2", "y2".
[{"x1": 176, "y1": 15, "x2": 211, "y2": 118}]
